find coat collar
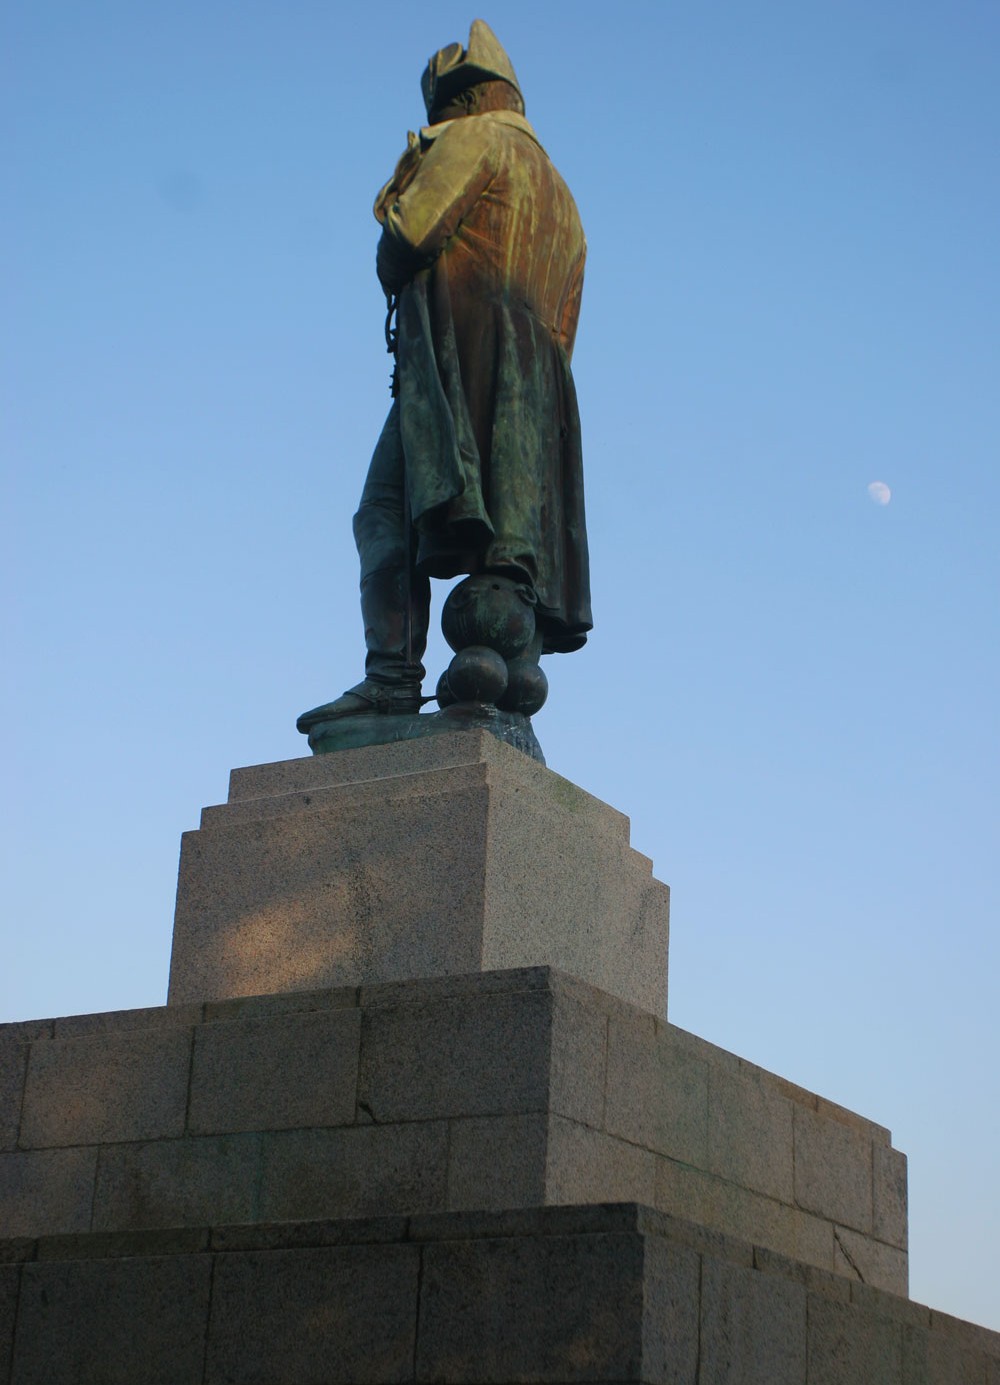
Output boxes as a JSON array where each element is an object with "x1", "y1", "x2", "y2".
[{"x1": 419, "y1": 110, "x2": 545, "y2": 153}]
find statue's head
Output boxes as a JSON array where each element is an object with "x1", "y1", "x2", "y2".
[{"x1": 421, "y1": 19, "x2": 524, "y2": 124}]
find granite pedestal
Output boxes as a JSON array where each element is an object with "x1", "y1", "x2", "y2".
[
  {"x1": 168, "y1": 733, "x2": 669, "y2": 1014},
  {"x1": 0, "y1": 967, "x2": 907, "y2": 1294},
  {"x1": 3, "y1": 733, "x2": 997, "y2": 1381},
  {"x1": 4, "y1": 1206, "x2": 998, "y2": 1383}
]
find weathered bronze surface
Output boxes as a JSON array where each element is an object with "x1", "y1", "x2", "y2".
[
  {"x1": 304, "y1": 704, "x2": 546, "y2": 764},
  {"x1": 298, "y1": 20, "x2": 590, "y2": 756}
]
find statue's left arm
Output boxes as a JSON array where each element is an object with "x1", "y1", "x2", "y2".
[
  {"x1": 376, "y1": 119, "x2": 495, "y2": 295},
  {"x1": 558, "y1": 254, "x2": 586, "y2": 361}
]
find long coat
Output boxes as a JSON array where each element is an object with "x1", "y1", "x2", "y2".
[{"x1": 374, "y1": 109, "x2": 591, "y2": 653}]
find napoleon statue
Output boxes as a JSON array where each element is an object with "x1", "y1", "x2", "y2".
[{"x1": 298, "y1": 20, "x2": 590, "y2": 746}]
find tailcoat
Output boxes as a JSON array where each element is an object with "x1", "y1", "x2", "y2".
[{"x1": 372, "y1": 109, "x2": 591, "y2": 652}]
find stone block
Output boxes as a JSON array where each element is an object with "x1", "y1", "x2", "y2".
[
  {"x1": 187, "y1": 1008, "x2": 360, "y2": 1134},
  {"x1": 446, "y1": 1113, "x2": 547, "y2": 1210},
  {"x1": 906, "y1": 1319, "x2": 973, "y2": 1385},
  {"x1": 92, "y1": 1134, "x2": 261, "y2": 1232},
  {"x1": 674, "y1": 1024, "x2": 890, "y2": 1142},
  {"x1": 0, "y1": 1148, "x2": 96, "y2": 1238},
  {"x1": 930, "y1": 1310, "x2": 1000, "y2": 1363},
  {"x1": 3, "y1": 967, "x2": 909, "y2": 1290},
  {"x1": 605, "y1": 1010, "x2": 709, "y2": 1166},
  {"x1": 546, "y1": 1114, "x2": 657, "y2": 1205},
  {"x1": 357, "y1": 987, "x2": 551, "y2": 1123},
  {"x1": 259, "y1": 1122, "x2": 449, "y2": 1221},
  {"x1": 0, "y1": 1241, "x2": 40, "y2": 1265},
  {"x1": 645, "y1": 1207, "x2": 754, "y2": 1270},
  {"x1": 834, "y1": 1224, "x2": 908, "y2": 1296},
  {"x1": 203, "y1": 985, "x2": 358, "y2": 1022},
  {"x1": 0, "y1": 1041, "x2": 27, "y2": 1151},
  {"x1": 203, "y1": 758, "x2": 489, "y2": 829},
  {"x1": 359, "y1": 964, "x2": 551, "y2": 1010},
  {"x1": 817, "y1": 1094, "x2": 891, "y2": 1144},
  {"x1": 548, "y1": 981, "x2": 608, "y2": 1127},
  {"x1": 698, "y1": 1256, "x2": 808, "y2": 1384},
  {"x1": 807, "y1": 1294, "x2": 902, "y2": 1385},
  {"x1": 1, "y1": 1200, "x2": 994, "y2": 1383},
  {"x1": 478, "y1": 750, "x2": 669, "y2": 1014},
  {"x1": 663, "y1": 1020, "x2": 744, "y2": 1076},
  {"x1": 407, "y1": 1199, "x2": 652, "y2": 1245},
  {"x1": 210, "y1": 1214, "x2": 409, "y2": 1252},
  {"x1": 168, "y1": 733, "x2": 669, "y2": 1016},
  {"x1": 874, "y1": 1143, "x2": 908, "y2": 1249},
  {"x1": 225, "y1": 729, "x2": 522, "y2": 800},
  {"x1": 0, "y1": 1020, "x2": 53, "y2": 1044},
  {"x1": 901, "y1": 1324, "x2": 931, "y2": 1385},
  {"x1": 752, "y1": 1245, "x2": 851, "y2": 1303},
  {"x1": 172, "y1": 778, "x2": 491, "y2": 1002},
  {"x1": 926, "y1": 1329, "x2": 987, "y2": 1385},
  {"x1": 19, "y1": 1027, "x2": 191, "y2": 1147},
  {"x1": 640, "y1": 1235, "x2": 702, "y2": 1385},
  {"x1": 416, "y1": 1228, "x2": 649, "y2": 1382},
  {"x1": 39, "y1": 1227, "x2": 210, "y2": 1261},
  {"x1": 794, "y1": 1105, "x2": 873, "y2": 1233},
  {"x1": 707, "y1": 1063, "x2": 795, "y2": 1202},
  {"x1": 12, "y1": 1252, "x2": 212, "y2": 1384},
  {"x1": 204, "y1": 1244, "x2": 419, "y2": 1384},
  {"x1": 850, "y1": 1280, "x2": 929, "y2": 1328},
  {"x1": 0, "y1": 1264, "x2": 18, "y2": 1384},
  {"x1": 52, "y1": 1001, "x2": 202, "y2": 1039},
  {"x1": 656, "y1": 1156, "x2": 835, "y2": 1275}
]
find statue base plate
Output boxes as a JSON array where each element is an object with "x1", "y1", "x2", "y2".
[{"x1": 305, "y1": 701, "x2": 544, "y2": 763}]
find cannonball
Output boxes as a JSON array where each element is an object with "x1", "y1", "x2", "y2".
[
  {"x1": 435, "y1": 670, "x2": 457, "y2": 709},
  {"x1": 497, "y1": 657, "x2": 549, "y2": 716},
  {"x1": 441, "y1": 574, "x2": 536, "y2": 659},
  {"x1": 446, "y1": 646, "x2": 509, "y2": 705}
]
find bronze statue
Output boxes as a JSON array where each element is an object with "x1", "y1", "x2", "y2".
[{"x1": 298, "y1": 20, "x2": 590, "y2": 756}]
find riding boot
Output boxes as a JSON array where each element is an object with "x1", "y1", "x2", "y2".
[{"x1": 296, "y1": 566, "x2": 430, "y2": 731}]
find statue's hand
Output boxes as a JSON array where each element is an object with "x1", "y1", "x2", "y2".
[{"x1": 376, "y1": 227, "x2": 417, "y2": 296}]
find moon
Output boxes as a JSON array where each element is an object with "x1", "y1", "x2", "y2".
[{"x1": 867, "y1": 481, "x2": 892, "y2": 506}]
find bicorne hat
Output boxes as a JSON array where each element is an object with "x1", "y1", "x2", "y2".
[{"x1": 420, "y1": 19, "x2": 522, "y2": 117}]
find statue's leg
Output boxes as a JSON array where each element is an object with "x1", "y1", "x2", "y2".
[
  {"x1": 356, "y1": 564, "x2": 430, "y2": 690},
  {"x1": 296, "y1": 405, "x2": 429, "y2": 730}
]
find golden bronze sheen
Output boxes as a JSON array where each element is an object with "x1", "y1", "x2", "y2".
[{"x1": 298, "y1": 20, "x2": 590, "y2": 757}]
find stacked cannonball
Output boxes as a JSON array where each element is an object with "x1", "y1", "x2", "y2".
[{"x1": 436, "y1": 575, "x2": 548, "y2": 716}]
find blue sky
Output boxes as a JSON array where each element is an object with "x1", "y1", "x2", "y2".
[{"x1": 3, "y1": 0, "x2": 998, "y2": 1331}]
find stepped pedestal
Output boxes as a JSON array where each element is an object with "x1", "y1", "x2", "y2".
[
  {"x1": 2, "y1": 733, "x2": 998, "y2": 1382},
  {"x1": 5, "y1": 1206, "x2": 997, "y2": 1385},
  {"x1": 168, "y1": 733, "x2": 668, "y2": 1014},
  {"x1": 1, "y1": 967, "x2": 906, "y2": 1296}
]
